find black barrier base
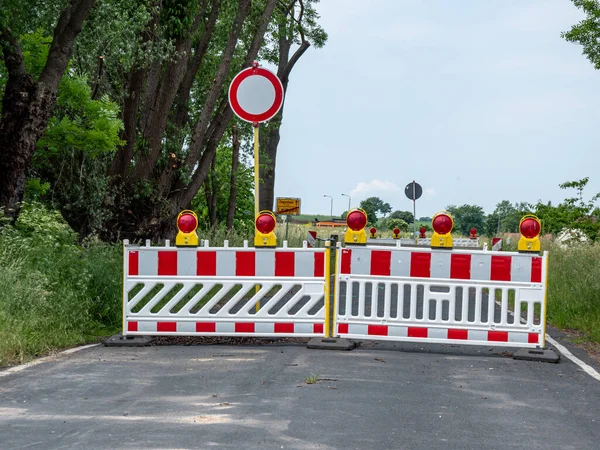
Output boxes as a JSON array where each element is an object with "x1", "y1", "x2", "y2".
[
  {"x1": 513, "y1": 348, "x2": 560, "y2": 363},
  {"x1": 307, "y1": 337, "x2": 355, "y2": 351},
  {"x1": 104, "y1": 334, "x2": 152, "y2": 347}
]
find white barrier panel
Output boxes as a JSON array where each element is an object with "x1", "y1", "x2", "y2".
[
  {"x1": 123, "y1": 241, "x2": 326, "y2": 337},
  {"x1": 335, "y1": 245, "x2": 548, "y2": 348}
]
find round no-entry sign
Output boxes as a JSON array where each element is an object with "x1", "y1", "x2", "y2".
[{"x1": 228, "y1": 63, "x2": 284, "y2": 123}]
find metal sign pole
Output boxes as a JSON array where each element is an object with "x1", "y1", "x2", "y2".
[{"x1": 412, "y1": 180, "x2": 416, "y2": 239}]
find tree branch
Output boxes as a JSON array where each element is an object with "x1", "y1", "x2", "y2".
[
  {"x1": 39, "y1": 0, "x2": 97, "y2": 92},
  {"x1": 0, "y1": 26, "x2": 27, "y2": 78}
]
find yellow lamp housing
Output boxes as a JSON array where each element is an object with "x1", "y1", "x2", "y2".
[
  {"x1": 254, "y1": 211, "x2": 277, "y2": 248},
  {"x1": 431, "y1": 211, "x2": 454, "y2": 249},
  {"x1": 175, "y1": 210, "x2": 199, "y2": 247},
  {"x1": 517, "y1": 215, "x2": 541, "y2": 253},
  {"x1": 344, "y1": 208, "x2": 368, "y2": 245}
]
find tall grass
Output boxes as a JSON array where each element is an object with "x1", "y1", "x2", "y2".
[
  {"x1": 545, "y1": 242, "x2": 600, "y2": 342},
  {"x1": 0, "y1": 203, "x2": 121, "y2": 366}
]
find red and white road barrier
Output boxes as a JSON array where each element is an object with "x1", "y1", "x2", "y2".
[
  {"x1": 123, "y1": 240, "x2": 326, "y2": 338},
  {"x1": 335, "y1": 245, "x2": 548, "y2": 349}
]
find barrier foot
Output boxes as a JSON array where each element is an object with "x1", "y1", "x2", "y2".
[
  {"x1": 513, "y1": 348, "x2": 560, "y2": 363},
  {"x1": 307, "y1": 337, "x2": 355, "y2": 351},
  {"x1": 104, "y1": 334, "x2": 152, "y2": 347}
]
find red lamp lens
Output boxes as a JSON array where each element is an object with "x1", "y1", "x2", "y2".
[
  {"x1": 470, "y1": 228, "x2": 477, "y2": 235},
  {"x1": 256, "y1": 213, "x2": 276, "y2": 234},
  {"x1": 419, "y1": 227, "x2": 426, "y2": 234},
  {"x1": 177, "y1": 213, "x2": 197, "y2": 233},
  {"x1": 432, "y1": 214, "x2": 453, "y2": 234},
  {"x1": 393, "y1": 227, "x2": 400, "y2": 235},
  {"x1": 370, "y1": 227, "x2": 376, "y2": 234},
  {"x1": 346, "y1": 210, "x2": 367, "y2": 231},
  {"x1": 520, "y1": 218, "x2": 540, "y2": 239}
]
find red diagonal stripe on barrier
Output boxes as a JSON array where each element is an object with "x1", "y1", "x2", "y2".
[
  {"x1": 236, "y1": 252, "x2": 256, "y2": 276},
  {"x1": 408, "y1": 327, "x2": 428, "y2": 338},
  {"x1": 368, "y1": 325, "x2": 388, "y2": 336},
  {"x1": 370, "y1": 251, "x2": 391, "y2": 276},
  {"x1": 410, "y1": 253, "x2": 431, "y2": 278},
  {"x1": 274, "y1": 323, "x2": 294, "y2": 333},
  {"x1": 314, "y1": 252, "x2": 325, "y2": 277},
  {"x1": 197, "y1": 251, "x2": 217, "y2": 276},
  {"x1": 448, "y1": 329, "x2": 468, "y2": 340},
  {"x1": 127, "y1": 321, "x2": 138, "y2": 332},
  {"x1": 158, "y1": 251, "x2": 177, "y2": 276},
  {"x1": 196, "y1": 322, "x2": 216, "y2": 332},
  {"x1": 491, "y1": 256, "x2": 511, "y2": 281},
  {"x1": 528, "y1": 333, "x2": 539, "y2": 344},
  {"x1": 275, "y1": 252, "x2": 295, "y2": 277},
  {"x1": 488, "y1": 331, "x2": 509, "y2": 342},
  {"x1": 531, "y1": 257, "x2": 542, "y2": 283},
  {"x1": 450, "y1": 254, "x2": 471, "y2": 279},
  {"x1": 235, "y1": 322, "x2": 255, "y2": 333},
  {"x1": 157, "y1": 322, "x2": 177, "y2": 332},
  {"x1": 341, "y1": 249, "x2": 352, "y2": 274},
  {"x1": 338, "y1": 323, "x2": 349, "y2": 334},
  {"x1": 128, "y1": 251, "x2": 139, "y2": 276}
]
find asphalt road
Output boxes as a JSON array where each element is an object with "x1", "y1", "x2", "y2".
[{"x1": 1, "y1": 338, "x2": 600, "y2": 450}]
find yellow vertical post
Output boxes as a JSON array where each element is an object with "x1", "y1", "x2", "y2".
[
  {"x1": 253, "y1": 124, "x2": 260, "y2": 219},
  {"x1": 254, "y1": 124, "x2": 260, "y2": 312},
  {"x1": 331, "y1": 241, "x2": 338, "y2": 338},
  {"x1": 324, "y1": 241, "x2": 332, "y2": 338}
]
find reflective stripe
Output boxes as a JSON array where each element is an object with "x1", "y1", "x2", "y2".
[
  {"x1": 177, "y1": 250, "x2": 196, "y2": 276},
  {"x1": 138, "y1": 250, "x2": 158, "y2": 276},
  {"x1": 255, "y1": 251, "x2": 274, "y2": 277},
  {"x1": 390, "y1": 250, "x2": 411, "y2": 277},
  {"x1": 431, "y1": 252, "x2": 451, "y2": 279}
]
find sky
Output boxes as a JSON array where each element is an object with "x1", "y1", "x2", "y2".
[{"x1": 270, "y1": 0, "x2": 600, "y2": 218}]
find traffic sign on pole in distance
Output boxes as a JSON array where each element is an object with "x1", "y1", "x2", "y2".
[
  {"x1": 228, "y1": 63, "x2": 284, "y2": 123},
  {"x1": 404, "y1": 181, "x2": 422, "y2": 201}
]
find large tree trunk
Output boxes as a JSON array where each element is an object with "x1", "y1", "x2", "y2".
[
  {"x1": 226, "y1": 126, "x2": 241, "y2": 230},
  {"x1": 258, "y1": 4, "x2": 310, "y2": 212},
  {"x1": 0, "y1": 0, "x2": 96, "y2": 219}
]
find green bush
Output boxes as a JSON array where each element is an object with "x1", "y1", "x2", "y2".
[{"x1": 0, "y1": 202, "x2": 121, "y2": 366}]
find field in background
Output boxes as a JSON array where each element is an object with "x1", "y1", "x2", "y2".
[{"x1": 1, "y1": 206, "x2": 599, "y2": 366}]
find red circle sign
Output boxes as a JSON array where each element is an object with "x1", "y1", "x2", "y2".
[{"x1": 228, "y1": 65, "x2": 284, "y2": 123}]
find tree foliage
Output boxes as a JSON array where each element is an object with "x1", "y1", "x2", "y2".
[
  {"x1": 359, "y1": 196, "x2": 391, "y2": 225},
  {"x1": 446, "y1": 204, "x2": 486, "y2": 236},
  {"x1": 390, "y1": 210, "x2": 414, "y2": 224},
  {"x1": 531, "y1": 177, "x2": 600, "y2": 241},
  {"x1": 562, "y1": 0, "x2": 600, "y2": 69}
]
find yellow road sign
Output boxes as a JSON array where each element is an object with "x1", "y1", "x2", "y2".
[{"x1": 276, "y1": 197, "x2": 301, "y2": 215}]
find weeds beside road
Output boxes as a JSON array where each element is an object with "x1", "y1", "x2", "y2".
[{"x1": 1, "y1": 206, "x2": 599, "y2": 367}]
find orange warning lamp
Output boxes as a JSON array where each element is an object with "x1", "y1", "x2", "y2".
[
  {"x1": 518, "y1": 215, "x2": 541, "y2": 253},
  {"x1": 431, "y1": 211, "x2": 454, "y2": 248},
  {"x1": 254, "y1": 210, "x2": 277, "y2": 248},
  {"x1": 392, "y1": 227, "x2": 400, "y2": 239},
  {"x1": 469, "y1": 227, "x2": 477, "y2": 239},
  {"x1": 176, "y1": 210, "x2": 199, "y2": 246},
  {"x1": 344, "y1": 208, "x2": 368, "y2": 245},
  {"x1": 369, "y1": 227, "x2": 377, "y2": 239},
  {"x1": 418, "y1": 227, "x2": 427, "y2": 239}
]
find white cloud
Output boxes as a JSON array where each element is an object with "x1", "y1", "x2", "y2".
[
  {"x1": 424, "y1": 188, "x2": 437, "y2": 199},
  {"x1": 351, "y1": 179, "x2": 401, "y2": 197}
]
